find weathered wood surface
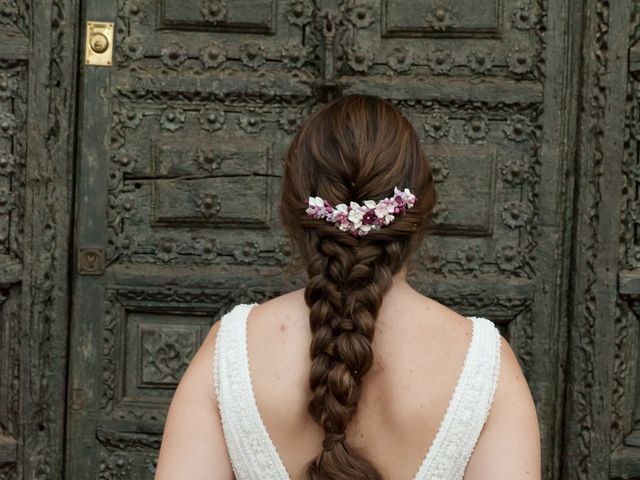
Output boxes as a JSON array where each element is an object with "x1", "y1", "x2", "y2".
[{"x1": 2, "y1": 0, "x2": 639, "y2": 479}]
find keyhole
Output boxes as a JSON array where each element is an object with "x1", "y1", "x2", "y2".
[{"x1": 90, "y1": 33, "x2": 109, "y2": 54}]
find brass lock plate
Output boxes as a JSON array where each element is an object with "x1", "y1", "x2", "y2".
[{"x1": 85, "y1": 21, "x2": 114, "y2": 66}]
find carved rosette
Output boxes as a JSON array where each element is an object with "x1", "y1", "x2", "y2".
[
  {"x1": 201, "y1": 0, "x2": 229, "y2": 24},
  {"x1": 159, "y1": 107, "x2": 186, "y2": 131},
  {"x1": 160, "y1": 42, "x2": 188, "y2": 69},
  {"x1": 199, "y1": 106, "x2": 226, "y2": 132},
  {"x1": 347, "y1": 43, "x2": 374, "y2": 73},
  {"x1": 467, "y1": 51, "x2": 494, "y2": 75},
  {"x1": 200, "y1": 42, "x2": 226, "y2": 69},
  {"x1": 428, "y1": 48, "x2": 453, "y2": 74},
  {"x1": 423, "y1": 110, "x2": 452, "y2": 140},
  {"x1": 463, "y1": 115, "x2": 489, "y2": 142},
  {"x1": 424, "y1": 6, "x2": 457, "y2": 31},
  {"x1": 239, "y1": 41, "x2": 266, "y2": 69},
  {"x1": 387, "y1": 47, "x2": 413, "y2": 73},
  {"x1": 342, "y1": 0, "x2": 375, "y2": 28},
  {"x1": 287, "y1": 0, "x2": 314, "y2": 27}
]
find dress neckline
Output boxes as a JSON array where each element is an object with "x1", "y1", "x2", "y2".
[{"x1": 235, "y1": 302, "x2": 481, "y2": 480}]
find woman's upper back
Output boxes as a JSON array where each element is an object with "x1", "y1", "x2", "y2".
[{"x1": 213, "y1": 285, "x2": 504, "y2": 480}]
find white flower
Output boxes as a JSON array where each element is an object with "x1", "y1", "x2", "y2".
[
  {"x1": 304, "y1": 187, "x2": 416, "y2": 236},
  {"x1": 358, "y1": 224, "x2": 373, "y2": 235},
  {"x1": 348, "y1": 203, "x2": 364, "y2": 228}
]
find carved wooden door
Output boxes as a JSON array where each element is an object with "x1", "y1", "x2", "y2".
[{"x1": 67, "y1": 0, "x2": 577, "y2": 478}]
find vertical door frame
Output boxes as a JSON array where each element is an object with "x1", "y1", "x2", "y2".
[
  {"x1": 19, "y1": 0, "x2": 81, "y2": 478},
  {"x1": 563, "y1": 0, "x2": 636, "y2": 478},
  {"x1": 64, "y1": 0, "x2": 117, "y2": 477}
]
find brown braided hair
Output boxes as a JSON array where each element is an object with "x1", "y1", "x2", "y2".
[{"x1": 279, "y1": 94, "x2": 437, "y2": 480}]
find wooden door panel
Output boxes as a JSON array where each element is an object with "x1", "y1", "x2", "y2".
[
  {"x1": 0, "y1": 6, "x2": 38, "y2": 478},
  {"x1": 382, "y1": 1, "x2": 502, "y2": 36},
  {"x1": 67, "y1": 0, "x2": 317, "y2": 477},
  {"x1": 328, "y1": 1, "x2": 567, "y2": 478}
]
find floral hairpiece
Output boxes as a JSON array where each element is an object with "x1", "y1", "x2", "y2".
[{"x1": 305, "y1": 186, "x2": 417, "y2": 237}]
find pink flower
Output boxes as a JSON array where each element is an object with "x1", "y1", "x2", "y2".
[{"x1": 304, "y1": 187, "x2": 416, "y2": 236}]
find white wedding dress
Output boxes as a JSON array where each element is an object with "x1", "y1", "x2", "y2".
[{"x1": 212, "y1": 303, "x2": 502, "y2": 480}]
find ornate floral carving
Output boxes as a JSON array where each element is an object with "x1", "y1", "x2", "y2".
[
  {"x1": 102, "y1": 297, "x2": 117, "y2": 411},
  {"x1": 424, "y1": 6, "x2": 456, "y2": 31},
  {"x1": 194, "y1": 237, "x2": 218, "y2": 261},
  {"x1": 463, "y1": 115, "x2": 489, "y2": 142},
  {"x1": 141, "y1": 328, "x2": 197, "y2": 384},
  {"x1": 108, "y1": 168, "x2": 123, "y2": 192},
  {"x1": 423, "y1": 110, "x2": 451, "y2": 140},
  {"x1": 156, "y1": 237, "x2": 178, "y2": 262},
  {"x1": 122, "y1": 0, "x2": 145, "y2": 22},
  {"x1": 512, "y1": 3, "x2": 537, "y2": 30},
  {"x1": 279, "y1": 109, "x2": 303, "y2": 133},
  {"x1": 496, "y1": 244, "x2": 525, "y2": 273},
  {"x1": 347, "y1": 44, "x2": 374, "y2": 72},
  {"x1": 199, "y1": 106, "x2": 225, "y2": 132},
  {"x1": 503, "y1": 114, "x2": 532, "y2": 142},
  {"x1": 239, "y1": 111, "x2": 263, "y2": 133},
  {"x1": 233, "y1": 240, "x2": 259, "y2": 264},
  {"x1": 118, "y1": 107, "x2": 143, "y2": 129},
  {"x1": 112, "y1": 192, "x2": 137, "y2": 220},
  {"x1": 159, "y1": 107, "x2": 185, "y2": 131},
  {"x1": 0, "y1": 112, "x2": 16, "y2": 137},
  {"x1": 194, "y1": 192, "x2": 221, "y2": 218},
  {"x1": 160, "y1": 42, "x2": 188, "y2": 69},
  {"x1": 387, "y1": 47, "x2": 413, "y2": 73},
  {"x1": 281, "y1": 42, "x2": 309, "y2": 69},
  {"x1": 0, "y1": 72, "x2": 16, "y2": 100},
  {"x1": 456, "y1": 245, "x2": 485, "y2": 277},
  {"x1": 240, "y1": 42, "x2": 265, "y2": 69},
  {"x1": 428, "y1": 48, "x2": 453, "y2": 74},
  {"x1": 195, "y1": 148, "x2": 222, "y2": 173},
  {"x1": 98, "y1": 449, "x2": 133, "y2": 479},
  {"x1": 467, "y1": 51, "x2": 494, "y2": 75},
  {"x1": 500, "y1": 200, "x2": 532, "y2": 228},
  {"x1": 0, "y1": 153, "x2": 16, "y2": 176},
  {"x1": 200, "y1": 42, "x2": 226, "y2": 69},
  {"x1": 116, "y1": 233, "x2": 138, "y2": 259},
  {"x1": 111, "y1": 151, "x2": 137, "y2": 174},
  {"x1": 0, "y1": 188, "x2": 12, "y2": 215},
  {"x1": 431, "y1": 202, "x2": 449, "y2": 224},
  {"x1": 274, "y1": 239, "x2": 293, "y2": 265},
  {"x1": 428, "y1": 156, "x2": 449, "y2": 183},
  {"x1": 120, "y1": 35, "x2": 144, "y2": 61},
  {"x1": 201, "y1": 0, "x2": 229, "y2": 24},
  {"x1": 0, "y1": 1, "x2": 18, "y2": 26},
  {"x1": 287, "y1": 0, "x2": 314, "y2": 26},
  {"x1": 500, "y1": 156, "x2": 530, "y2": 185},
  {"x1": 508, "y1": 46, "x2": 535, "y2": 75},
  {"x1": 343, "y1": 0, "x2": 375, "y2": 28}
]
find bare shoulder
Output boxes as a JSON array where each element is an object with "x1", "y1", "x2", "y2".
[
  {"x1": 464, "y1": 334, "x2": 542, "y2": 479},
  {"x1": 154, "y1": 309, "x2": 234, "y2": 479},
  {"x1": 251, "y1": 288, "x2": 308, "y2": 317},
  {"x1": 245, "y1": 288, "x2": 309, "y2": 335}
]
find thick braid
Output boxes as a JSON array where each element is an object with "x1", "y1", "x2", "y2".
[
  {"x1": 279, "y1": 93, "x2": 438, "y2": 479},
  {"x1": 304, "y1": 234, "x2": 401, "y2": 480}
]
